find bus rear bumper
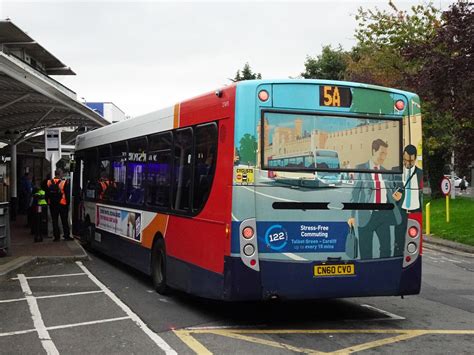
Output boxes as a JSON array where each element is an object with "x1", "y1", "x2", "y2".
[{"x1": 225, "y1": 256, "x2": 421, "y2": 301}]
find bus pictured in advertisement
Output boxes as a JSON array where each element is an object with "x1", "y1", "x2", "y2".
[
  {"x1": 73, "y1": 79, "x2": 423, "y2": 300},
  {"x1": 267, "y1": 149, "x2": 342, "y2": 187}
]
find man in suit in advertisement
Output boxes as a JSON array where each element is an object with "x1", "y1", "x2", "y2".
[
  {"x1": 347, "y1": 139, "x2": 401, "y2": 259},
  {"x1": 392, "y1": 144, "x2": 423, "y2": 255}
]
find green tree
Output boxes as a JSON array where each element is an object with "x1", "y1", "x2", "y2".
[
  {"x1": 233, "y1": 63, "x2": 262, "y2": 82},
  {"x1": 301, "y1": 45, "x2": 348, "y2": 80},
  {"x1": 239, "y1": 134, "x2": 257, "y2": 166},
  {"x1": 348, "y1": 0, "x2": 474, "y2": 193},
  {"x1": 346, "y1": 1, "x2": 440, "y2": 88},
  {"x1": 404, "y1": 1, "x2": 473, "y2": 180}
]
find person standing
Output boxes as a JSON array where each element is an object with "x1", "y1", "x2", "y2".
[
  {"x1": 460, "y1": 176, "x2": 467, "y2": 194},
  {"x1": 392, "y1": 144, "x2": 423, "y2": 255},
  {"x1": 46, "y1": 169, "x2": 72, "y2": 241},
  {"x1": 20, "y1": 172, "x2": 33, "y2": 214},
  {"x1": 347, "y1": 139, "x2": 401, "y2": 259},
  {"x1": 31, "y1": 185, "x2": 48, "y2": 242}
]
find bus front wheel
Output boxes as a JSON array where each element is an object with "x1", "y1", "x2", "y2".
[{"x1": 151, "y1": 239, "x2": 169, "y2": 294}]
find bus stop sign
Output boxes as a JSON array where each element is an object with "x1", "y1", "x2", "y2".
[
  {"x1": 45, "y1": 128, "x2": 61, "y2": 162},
  {"x1": 441, "y1": 177, "x2": 451, "y2": 196}
]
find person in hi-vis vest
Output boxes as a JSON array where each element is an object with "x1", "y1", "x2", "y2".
[{"x1": 46, "y1": 169, "x2": 72, "y2": 241}]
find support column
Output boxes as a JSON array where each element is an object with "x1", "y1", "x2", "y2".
[{"x1": 10, "y1": 143, "x2": 17, "y2": 221}]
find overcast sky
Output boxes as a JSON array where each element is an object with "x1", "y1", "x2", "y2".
[{"x1": 1, "y1": 0, "x2": 451, "y2": 117}]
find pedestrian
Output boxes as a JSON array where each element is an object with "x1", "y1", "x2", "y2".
[
  {"x1": 20, "y1": 172, "x2": 33, "y2": 217},
  {"x1": 31, "y1": 186, "x2": 48, "y2": 242},
  {"x1": 46, "y1": 169, "x2": 72, "y2": 241},
  {"x1": 460, "y1": 176, "x2": 467, "y2": 193}
]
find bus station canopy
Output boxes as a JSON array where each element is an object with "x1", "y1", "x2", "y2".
[
  {"x1": 0, "y1": 53, "x2": 107, "y2": 146},
  {"x1": 0, "y1": 20, "x2": 107, "y2": 147}
]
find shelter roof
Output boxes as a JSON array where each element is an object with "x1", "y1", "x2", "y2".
[
  {"x1": 0, "y1": 51, "x2": 107, "y2": 146},
  {"x1": 0, "y1": 20, "x2": 75, "y2": 75}
]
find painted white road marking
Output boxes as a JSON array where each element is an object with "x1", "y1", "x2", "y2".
[
  {"x1": 360, "y1": 304, "x2": 405, "y2": 320},
  {"x1": 0, "y1": 317, "x2": 131, "y2": 338},
  {"x1": 46, "y1": 316, "x2": 131, "y2": 331},
  {"x1": 18, "y1": 274, "x2": 59, "y2": 355},
  {"x1": 0, "y1": 297, "x2": 26, "y2": 304},
  {"x1": 76, "y1": 261, "x2": 177, "y2": 355},
  {"x1": 36, "y1": 290, "x2": 104, "y2": 299},
  {"x1": 0, "y1": 328, "x2": 37, "y2": 337},
  {"x1": 12, "y1": 272, "x2": 86, "y2": 280},
  {"x1": 0, "y1": 290, "x2": 104, "y2": 304}
]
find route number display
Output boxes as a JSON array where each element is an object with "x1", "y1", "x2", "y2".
[{"x1": 319, "y1": 86, "x2": 352, "y2": 107}]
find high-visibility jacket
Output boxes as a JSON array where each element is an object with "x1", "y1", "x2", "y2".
[
  {"x1": 34, "y1": 189, "x2": 48, "y2": 206},
  {"x1": 99, "y1": 180, "x2": 111, "y2": 199},
  {"x1": 47, "y1": 178, "x2": 68, "y2": 206}
]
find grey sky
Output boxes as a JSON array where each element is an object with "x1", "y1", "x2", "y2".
[{"x1": 1, "y1": 1, "x2": 451, "y2": 117}]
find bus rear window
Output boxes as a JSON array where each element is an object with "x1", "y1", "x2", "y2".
[{"x1": 261, "y1": 112, "x2": 401, "y2": 173}]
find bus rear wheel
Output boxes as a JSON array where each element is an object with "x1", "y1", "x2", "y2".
[{"x1": 151, "y1": 239, "x2": 169, "y2": 294}]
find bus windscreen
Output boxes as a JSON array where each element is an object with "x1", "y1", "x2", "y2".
[{"x1": 262, "y1": 112, "x2": 401, "y2": 173}]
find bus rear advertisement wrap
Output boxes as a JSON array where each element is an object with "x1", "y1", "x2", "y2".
[
  {"x1": 232, "y1": 81, "x2": 422, "y2": 299},
  {"x1": 75, "y1": 80, "x2": 422, "y2": 301}
]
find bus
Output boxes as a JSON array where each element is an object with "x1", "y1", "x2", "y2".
[
  {"x1": 267, "y1": 149, "x2": 342, "y2": 187},
  {"x1": 73, "y1": 79, "x2": 423, "y2": 300}
]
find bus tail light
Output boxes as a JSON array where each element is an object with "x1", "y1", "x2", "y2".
[
  {"x1": 395, "y1": 100, "x2": 405, "y2": 111},
  {"x1": 403, "y1": 219, "x2": 421, "y2": 268},
  {"x1": 408, "y1": 226, "x2": 418, "y2": 238},
  {"x1": 258, "y1": 90, "x2": 269, "y2": 102},
  {"x1": 407, "y1": 242, "x2": 417, "y2": 254},
  {"x1": 243, "y1": 244, "x2": 255, "y2": 256},
  {"x1": 239, "y1": 218, "x2": 259, "y2": 271},
  {"x1": 242, "y1": 226, "x2": 254, "y2": 239}
]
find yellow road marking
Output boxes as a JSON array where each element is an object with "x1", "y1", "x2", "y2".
[
  {"x1": 173, "y1": 330, "x2": 212, "y2": 355},
  {"x1": 332, "y1": 331, "x2": 424, "y2": 354},
  {"x1": 218, "y1": 331, "x2": 325, "y2": 354},
  {"x1": 189, "y1": 328, "x2": 474, "y2": 335},
  {"x1": 175, "y1": 328, "x2": 474, "y2": 355}
]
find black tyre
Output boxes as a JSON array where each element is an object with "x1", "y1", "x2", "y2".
[
  {"x1": 151, "y1": 238, "x2": 169, "y2": 294},
  {"x1": 80, "y1": 224, "x2": 93, "y2": 248}
]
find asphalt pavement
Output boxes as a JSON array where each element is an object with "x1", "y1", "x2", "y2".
[{"x1": 1, "y1": 244, "x2": 473, "y2": 354}]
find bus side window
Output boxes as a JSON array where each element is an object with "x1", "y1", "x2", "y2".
[
  {"x1": 172, "y1": 128, "x2": 193, "y2": 212},
  {"x1": 147, "y1": 132, "x2": 172, "y2": 209},
  {"x1": 98, "y1": 145, "x2": 111, "y2": 200},
  {"x1": 126, "y1": 138, "x2": 147, "y2": 205},
  {"x1": 110, "y1": 141, "x2": 127, "y2": 203},
  {"x1": 84, "y1": 148, "x2": 98, "y2": 200},
  {"x1": 193, "y1": 123, "x2": 217, "y2": 213}
]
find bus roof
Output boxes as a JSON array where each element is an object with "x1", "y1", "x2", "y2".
[
  {"x1": 235, "y1": 79, "x2": 418, "y2": 98},
  {"x1": 75, "y1": 79, "x2": 418, "y2": 151}
]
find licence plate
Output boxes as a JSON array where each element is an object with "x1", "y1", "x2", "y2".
[{"x1": 314, "y1": 264, "x2": 355, "y2": 277}]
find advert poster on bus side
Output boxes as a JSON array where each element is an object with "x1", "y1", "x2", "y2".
[{"x1": 96, "y1": 204, "x2": 142, "y2": 242}]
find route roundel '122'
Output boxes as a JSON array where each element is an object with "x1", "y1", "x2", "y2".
[{"x1": 265, "y1": 224, "x2": 288, "y2": 251}]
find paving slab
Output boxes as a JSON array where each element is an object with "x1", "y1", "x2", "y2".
[
  {"x1": 0, "y1": 301, "x2": 32, "y2": 333},
  {"x1": 27, "y1": 274, "x2": 99, "y2": 297},
  {"x1": 38, "y1": 292, "x2": 127, "y2": 328},
  {"x1": 0, "y1": 331, "x2": 44, "y2": 354},
  {"x1": 49, "y1": 319, "x2": 161, "y2": 354}
]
